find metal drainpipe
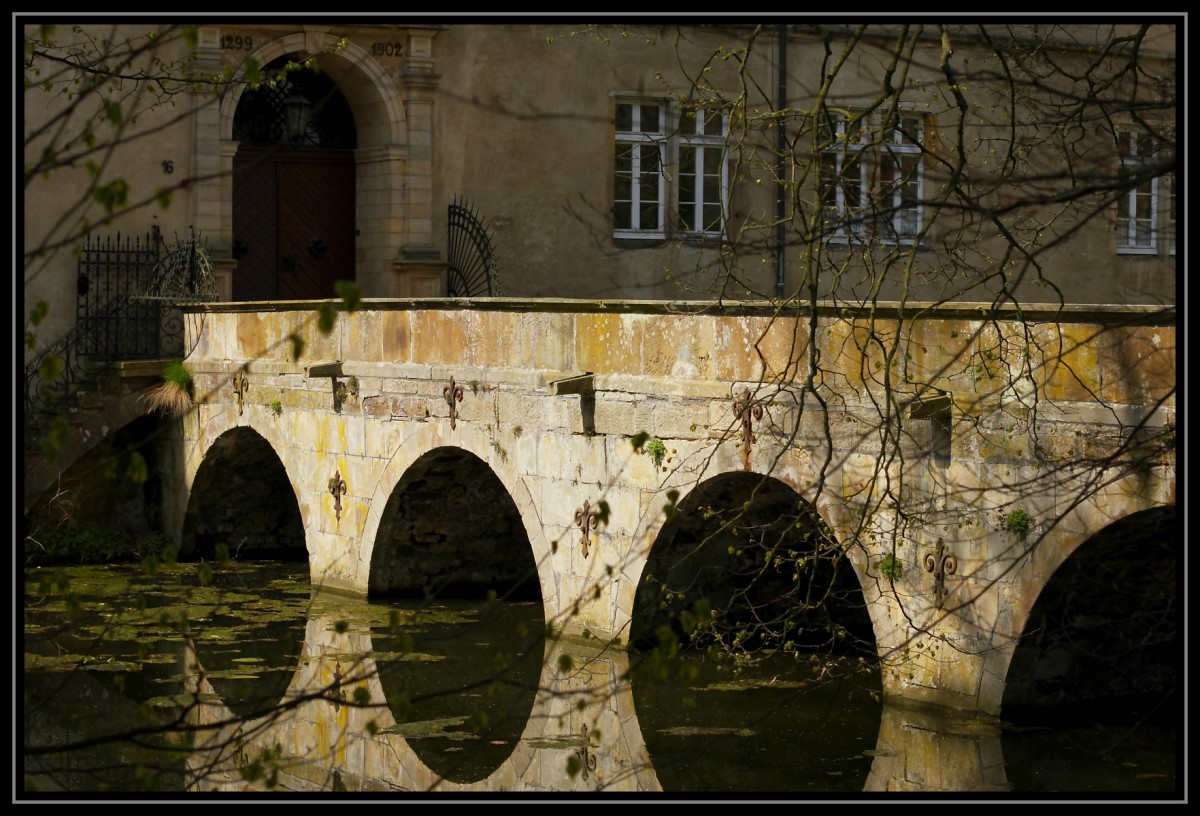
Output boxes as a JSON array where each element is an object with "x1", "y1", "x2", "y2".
[{"x1": 776, "y1": 24, "x2": 787, "y2": 301}]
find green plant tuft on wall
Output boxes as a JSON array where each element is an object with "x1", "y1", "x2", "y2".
[
  {"x1": 1005, "y1": 507, "x2": 1031, "y2": 536},
  {"x1": 645, "y1": 437, "x2": 667, "y2": 469},
  {"x1": 270, "y1": 399, "x2": 282, "y2": 416},
  {"x1": 876, "y1": 554, "x2": 903, "y2": 581}
]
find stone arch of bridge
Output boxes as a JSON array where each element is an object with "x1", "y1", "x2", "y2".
[
  {"x1": 626, "y1": 466, "x2": 879, "y2": 659},
  {"x1": 181, "y1": 406, "x2": 309, "y2": 560},
  {"x1": 367, "y1": 444, "x2": 541, "y2": 602},
  {"x1": 1000, "y1": 502, "x2": 1176, "y2": 716},
  {"x1": 619, "y1": 444, "x2": 871, "y2": 646},
  {"x1": 981, "y1": 479, "x2": 1177, "y2": 712},
  {"x1": 357, "y1": 421, "x2": 555, "y2": 621}
]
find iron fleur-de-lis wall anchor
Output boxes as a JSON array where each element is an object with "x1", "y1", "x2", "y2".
[
  {"x1": 923, "y1": 537, "x2": 957, "y2": 610},
  {"x1": 574, "y1": 500, "x2": 601, "y2": 558},
  {"x1": 328, "y1": 469, "x2": 348, "y2": 522},
  {"x1": 444, "y1": 376, "x2": 464, "y2": 429},
  {"x1": 734, "y1": 387, "x2": 763, "y2": 472},
  {"x1": 575, "y1": 723, "x2": 598, "y2": 782},
  {"x1": 233, "y1": 369, "x2": 249, "y2": 416}
]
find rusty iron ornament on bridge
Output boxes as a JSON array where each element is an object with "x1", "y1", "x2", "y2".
[
  {"x1": 328, "y1": 470, "x2": 348, "y2": 523},
  {"x1": 444, "y1": 376, "x2": 464, "y2": 430},
  {"x1": 233, "y1": 369, "x2": 249, "y2": 416},
  {"x1": 734, "y1": 388, "x2": 764, "y2": 472},
  {"x1": 923, "y1": 537, "x2": 957, "y2": 610},
  {"x1": 574, "y1": 500, "x2": 601, "y2": 558},
  {"x1": 575, "y1": 723, "x2": 597, "y2": 782}
]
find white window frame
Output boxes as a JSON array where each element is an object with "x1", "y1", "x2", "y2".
[
  {"x1": 1116, "y1": 130, "x2": 1161, "y2": 255},
  {"x1": 820, "y1": 109, "x2": 925, "y2": 245},
  {"x1": 614, "y1": 100, "x2": 667, "y2": 238},
  {"x1": 613, "y1": 96, "x2": 729, "y2": 240},
  {"x1": 677, "y1": 107, "x2": 730, "y2": 237}
]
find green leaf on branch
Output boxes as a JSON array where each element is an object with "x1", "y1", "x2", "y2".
[
  {"x1": 317, "y1": 303, "x2": 337, "y2": 335},
  {"x1": 125, "y1": 451, "x2": 148, "y2": 484},
  {"x1": 335, "y1": 279, "x2": 361, "y2": 312},
  {"x1": 29, "y1": 299, "x2": 50, "y2": 327},
  {"x1": 37, "y1": 353, "x2": 64, "y2": 383},
  {"x1": 91, "y1": 179, "x2": 129, "y2": 213},
  {"x1": 287, "y1": 333, "x2": 305, "y2": 361}
]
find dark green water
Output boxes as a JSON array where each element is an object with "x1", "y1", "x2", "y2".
[{"x1": 21, "y1": 562, "x2": 1179, "y2": 798}]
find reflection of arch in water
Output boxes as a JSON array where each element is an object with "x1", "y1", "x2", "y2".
[
  {"x1": 181, "y1": 425, "x2": 307, "y2": 566},
  {"x1": 863, "y1": 703, "x2": 1008, "y2": 793},
  {"x1": 630, "y1": 470, "x2": 877, "y2": 657},
  {"x1": 186, "y1": 612, "x2": 663, "y2": 792},
  {"x1": 368, "y1": 446, "x2": 540, "y2": 601},
  {"x1": 373, "y1": 599, "x2": 546, "y2": 784},
  {"x1": 1002, "y1": 505, "x2": 1177, "y2": 718}
]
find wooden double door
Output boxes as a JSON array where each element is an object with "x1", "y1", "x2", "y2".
[{"x1": 232, "y1": 147, "x2": 355, "y2": 301}]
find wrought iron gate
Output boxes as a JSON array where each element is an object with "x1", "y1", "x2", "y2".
[
  {"x1": 24, "y1": 228, "x2": 217, "y2": 434},
  {"x1": 447, "y1": 196, "x2": 502, "y2": 297}
]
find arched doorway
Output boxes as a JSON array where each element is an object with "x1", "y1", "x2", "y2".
[{"x1": 231, "y1": 56, "x2": 357, "y2": 301}]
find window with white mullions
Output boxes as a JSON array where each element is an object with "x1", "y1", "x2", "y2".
[
  {"x1": 879, "y1": 114, "x2": 924, "y2": 242},
  {"x1": 613, "y1": 97, "x2": 730, "y2": 240},
  {"x1": 614, "y1": 102, "x2": 665, "y2": 235},
  {"x1": 1116, "y1": 130, "x2": 1160, "y2": 254},
  {"x1": 678, "y1": 108, "x2": 729, "y2": 235},
  {"x1": 819, "y1": 112, "x2": 867, "y2": 241},
  {"x1": 820, "y1": 109, "x2": 926, "y2": 244}
]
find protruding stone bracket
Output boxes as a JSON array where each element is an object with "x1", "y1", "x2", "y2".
[
  {"x1": 305, "y1": 363, "x2": 353, "y2": 412},
  {"x1": 923, "y1": 537, "x2": 957, "y2": 610},
  {"x1": 909, "y1": 391, "x2": 953, "y2": 420},
  {"x1": 305, "y1": 362, "x2": 344, "y2": 378},
  {"x1": 549, "y1": 372, "x2": 595, "y2": 396}
]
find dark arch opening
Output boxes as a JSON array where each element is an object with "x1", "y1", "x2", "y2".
[
  {"x1": 369, "y1": 447, "x2": 540, "y2": 601},
  {"x1": 24, "y1": 412, "x2": 177, "y2": 563},
  {"x1": 999, "y1": 505, "x2": 1179, "y2": 793},
  {"x1": 233, "y1": 55, "x2": 356, "y2": 150},
  {"x1": 631, "y1": 471, "x2": 876, "y2": 659},
  {"x1": 1002, "y1": 505, "x2": 1178, "y2": 720},
  {"x1": 181, "y1": 426, "x2": 307, "y2": 564}
]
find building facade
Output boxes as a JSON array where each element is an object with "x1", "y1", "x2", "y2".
[{"x1": 22, "y1": 21, "x2": 1177, "y2": 343}]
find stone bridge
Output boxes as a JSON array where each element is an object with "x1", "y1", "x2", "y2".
[{"x1": 49, "y1": 298, "x2": 1179, "y2": 718}]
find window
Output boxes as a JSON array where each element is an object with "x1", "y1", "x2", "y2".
[
  {"x1": 614, "y1": 99, "x2": 729, "y2": 239},
  {"x1": 819, "y1": 110, "x2": 925, "y2": 244},
  {"x1": 1116, "y1": 129, "x2": 1174, "y2": 256}
]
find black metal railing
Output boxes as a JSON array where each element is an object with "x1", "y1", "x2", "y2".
[
  {"x1": 447, "y1": 196, "x2": 502, "y2": 297},
  {"x1": 24, "y1": 228, "x2": 217, "y2": 445}
]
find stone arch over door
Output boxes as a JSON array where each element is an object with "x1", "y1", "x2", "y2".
[{"x1": 199, "y1": 28, "x2": 434, "y2": 299}]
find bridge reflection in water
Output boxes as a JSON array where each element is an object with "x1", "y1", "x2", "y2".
[
  {"x1": 178, "y1": 586, "x2": 1005, "y2": 794},
  {"x1": 25, "y1": 559, "x2": 1176, "y2": 795}
]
